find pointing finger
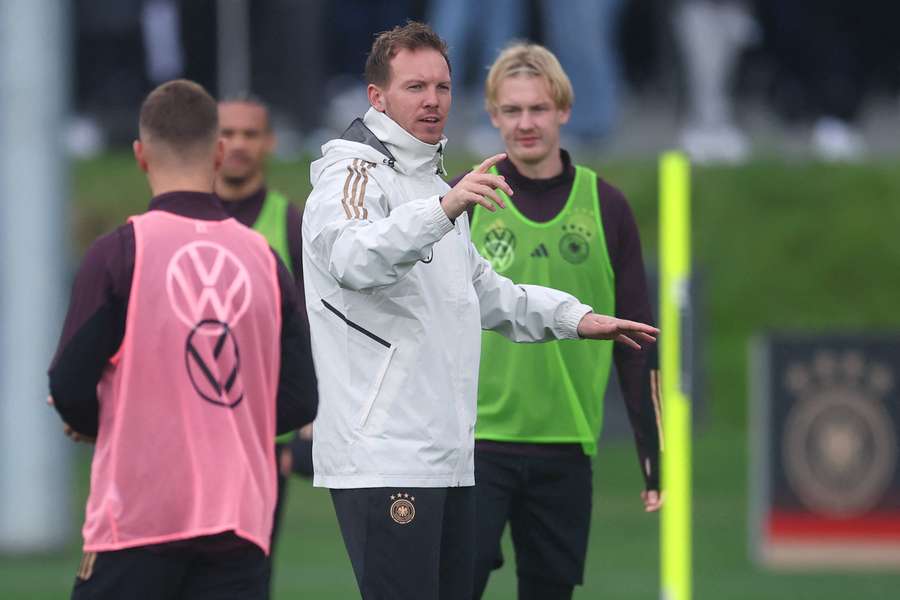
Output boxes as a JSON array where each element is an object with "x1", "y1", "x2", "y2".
[
  {"x1": 470, "y1": 184, "x2": 505, "y2": 209},
  {"x1": 475, "y1": 153, "x2": 507, "y2": 174}
]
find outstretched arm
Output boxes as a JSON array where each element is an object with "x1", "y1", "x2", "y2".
[{"x1": 575, "y1": 313, "x2": 658, "y2": 349}]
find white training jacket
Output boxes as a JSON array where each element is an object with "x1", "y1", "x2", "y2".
[{"x1": 302, "y1": 108, "x2": 592, "y2": 488}]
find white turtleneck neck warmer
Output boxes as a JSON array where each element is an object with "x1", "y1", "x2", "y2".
[{"x1": 362, "y1": 107, "x2": 447, "y2": 176}]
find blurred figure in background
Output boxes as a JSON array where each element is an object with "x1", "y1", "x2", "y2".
[
  {"x1": 429, "y1": 0, "x2": 626, "y2": 153},
  {"x1": 674, "y1": 0, "x2": 758, "y2": 163},
  {"x1": 249, "y1": 0, "x2": 327, "y2": 156},
  {"x1": 427, "y1": 0, "x2": 526, "y2": 153},
  {"x1": 48, "y1": 79, "x2": 317, "y2": 600},
  {"x1": 71, "y1": 0, "x2": 184, "y2": 156},
  {"x1": 537, "y1": 0, "x2": 627, "y2": 148},
  {"x1": 214, "y1": 94, "x2": 314, "y2": 597},
  {"x1": 755, "y1": 0, "x2": 876, "y2": 161},
  {"x1": 318, "y1": 0, "x2": 418, "y2": 142}
]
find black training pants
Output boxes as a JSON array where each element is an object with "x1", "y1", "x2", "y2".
[
  {"x1": 70, "y1": 540, "x2": 267, "y2": 600},
  {"x1": 331, "y1": 486, "x2": 475, "y2": 600},
  {"x1": 472, "y1": 449, "x2": 593, "y2": 600}
]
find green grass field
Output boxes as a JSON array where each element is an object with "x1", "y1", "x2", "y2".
[{"x1": 2, "y1": 155, "x2": 899, "y2": 598}]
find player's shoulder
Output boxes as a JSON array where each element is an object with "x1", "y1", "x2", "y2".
[
  {"x1": 86, "y1": 222, "x2": 133, "y2": 261},
  {"x1": 581, "y1": 168, "x2": 640, "y2": 232},
  {"x1": 76, "y1": 221, "x2": 135, "y2": 286},
  {"x1": 312, "y1": 153, "x2": 391, "y2": 195},
  {"x1": 589, "y1": 171, "x2": 630, "y2": 209}
]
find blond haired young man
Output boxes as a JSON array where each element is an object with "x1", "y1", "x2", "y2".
[{"x1": 449, "y1": 44, "x2": 663, "y2": 599}]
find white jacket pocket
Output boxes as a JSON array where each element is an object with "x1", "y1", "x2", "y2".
[{"x1": 320, "y1": 299, "x2": 396, "y2": 430}]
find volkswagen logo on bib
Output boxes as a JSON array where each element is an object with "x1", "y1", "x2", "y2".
[
  {"x1": 481, "y1": 225, "x2": 516, "y2": 273},
  {"x1": 166, "y1": 241, "x2": 252, "y2": 408}
]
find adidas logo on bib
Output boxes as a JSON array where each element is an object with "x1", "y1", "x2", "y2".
[{"x1": 530, "y1": 243, "x2": 549, "y2": 258}]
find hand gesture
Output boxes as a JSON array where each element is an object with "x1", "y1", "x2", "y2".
[
  {"x1": 641, "y1": 489, "x2": 664, "y2": 512},
  {"x1": 440, "y1": 153, "x2": 513, "y2": 220},
  {"x1": 63, "y1": 423, "x2": 96, "y2": 444},
  {"x1": 576, "y1": 313, "x2": 659, "y2": 350},
  {"x1": 47, "y1": 395, "x2": 96, "y2": 444}
]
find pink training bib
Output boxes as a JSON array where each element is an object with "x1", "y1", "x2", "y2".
[{"x1": 83, "y1": 211, "x2": 281, "y2": 554}]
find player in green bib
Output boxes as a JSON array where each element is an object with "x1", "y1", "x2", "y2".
[
  {"x1": 215, "y1": 94, "x2": 313, "y2": 596},
  {"x1": 453, "y1": 44, "x2": 664, "y2": 599}
]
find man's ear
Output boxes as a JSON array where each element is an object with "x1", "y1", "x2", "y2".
[
  {"x1": 213, "y1": 138, "x2": 224, "y2": 171},
  {"x1": 367, "y1": 83, "x2": 387, "y2": 112},
  {"x1": 133, "y1": 140, "x2": 149, "y2": 172},
  {"x1": 263, "y1": 128, "x2": 278, "y2": 159},
  {"x1": 558, "y1": 106, "x2": 572, "y2": 126}
]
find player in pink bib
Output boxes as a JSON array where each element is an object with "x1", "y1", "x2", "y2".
[{"x1": 48, "y1": 80, "x2": 317, "y2": 600}]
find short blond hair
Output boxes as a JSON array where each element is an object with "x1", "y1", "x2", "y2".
[{"x1": 485, "y1": 43, "x2": 574, "y2": 113}]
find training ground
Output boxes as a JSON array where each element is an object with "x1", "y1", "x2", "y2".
[{"x1": 2, "y1": 154, "x2": 898, "y2": 599}]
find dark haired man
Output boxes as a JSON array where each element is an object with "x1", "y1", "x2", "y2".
[
  {"x1": 302, "y1": 22, "x2": 658, "y2": 599},
  {"x1": 49, "y1": 79, "x2": 318, "y2": 600},
  {"x1": 214, "y1": 94, "x2": 314, "y2": 597}
]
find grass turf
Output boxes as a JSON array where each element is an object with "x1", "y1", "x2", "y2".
[{"x1": 3, "y1": 154, "x2": 898, "y2": 598}]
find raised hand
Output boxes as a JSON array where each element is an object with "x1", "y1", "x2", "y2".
[
  {"x1": 440, "y1": 153, "x2": 514, "y2": 220},
  {"x1": 576, "y1": 313, "x2": 659, "y2": 350}
]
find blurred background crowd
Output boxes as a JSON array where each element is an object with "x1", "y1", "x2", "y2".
[{"x1": 72, "y1": 0, "x2": 900, "y2": 163}]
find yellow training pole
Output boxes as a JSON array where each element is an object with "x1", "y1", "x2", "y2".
[{"x1": 659, "y1": 151, "x2": 692, "y2": 600}]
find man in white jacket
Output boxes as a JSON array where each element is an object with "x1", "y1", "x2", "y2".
[{"x1": 301, "y1": 21, "x2": 658, "y2": 600}]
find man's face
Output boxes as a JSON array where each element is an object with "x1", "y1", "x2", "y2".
[
  {"x1": 218, "y1": 102, "x2": 273, "y2": 183},
  {"x1": 368, "y1": 48, "x2": 451, "y2": 145},
  {"x1": 489, "y1": 75, "x2": 570, "y2": 166}
]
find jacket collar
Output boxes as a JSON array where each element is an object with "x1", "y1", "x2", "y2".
[{"x1": 358, "y1": 107, "x2": 447, "y2": 176}]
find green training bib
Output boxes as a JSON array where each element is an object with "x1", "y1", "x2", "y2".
[
  {"x1": 252, "y1": 189, "x2": 295, "y2": 443},
  {"x1": 253, "y1": 189, "x2": 293, "y2": 274},
  {"x1": 471, "y1": 165, "x2": 615, "y2": 455}
]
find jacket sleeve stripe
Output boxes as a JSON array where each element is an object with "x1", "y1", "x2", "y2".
[
  {"x1": 355, "y1": 161, "x2": 372, "y2": 221},
  {"x1": 348, "y1": 159, "x2": 365, "y2": 219},
  {"x1": 341, "y1": 159, "x2": 360, "y2": 219}
]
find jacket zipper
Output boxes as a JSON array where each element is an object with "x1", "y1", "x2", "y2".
[{"x1": 321, "y1": 299, "x2": 391, "y2": 348}]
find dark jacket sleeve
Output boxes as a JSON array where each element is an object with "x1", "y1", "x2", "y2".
[
  {"x1": 48, "y1": 226, "x2": 133, "y2": 436},
  {"x1": 272, "y1": 250, "x2": 318, "y2": 434},
  {"x1": 286, "y1": 201, "x2": 304, "y2": 286},
  {"x1": 285, "y1": 201, "x2": 309, "y2": 328},
  {"x1": 601, "y1": 181, "x2": 662, "y2": 491}
]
